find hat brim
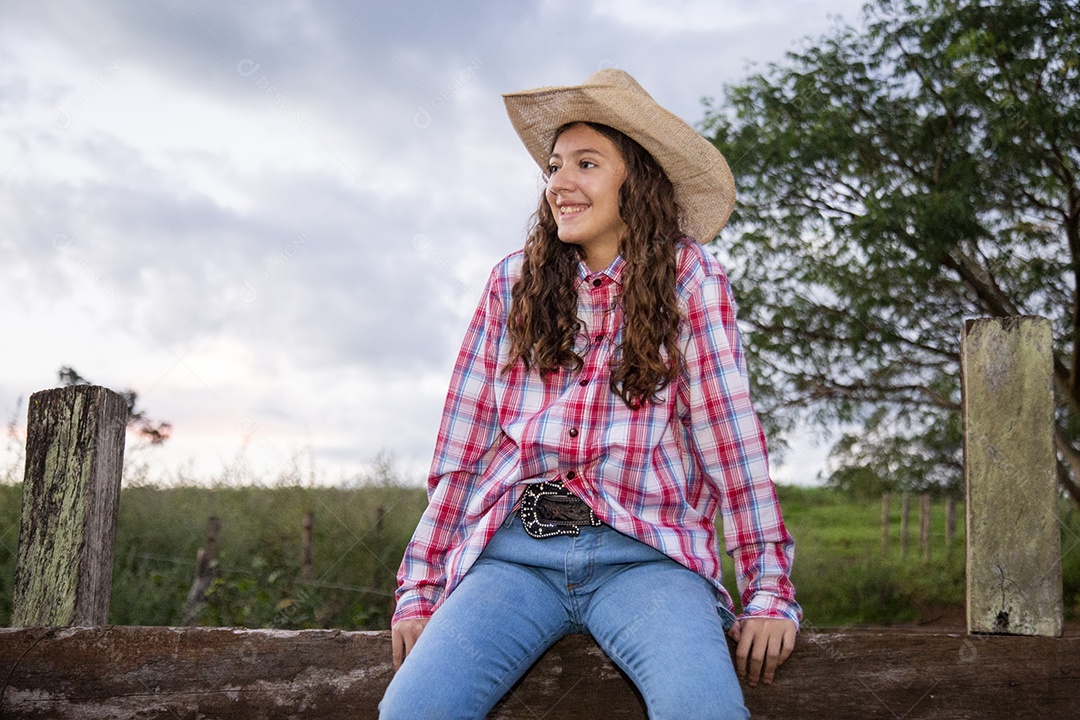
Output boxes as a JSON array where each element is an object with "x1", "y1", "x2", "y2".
[{"x1": 502, "y1": 71, "x2": 735, "y2": 243}]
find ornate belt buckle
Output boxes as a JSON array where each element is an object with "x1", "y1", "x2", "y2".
[{"x1": 519, "y1": 480, "x2": 602, "y2": 539}]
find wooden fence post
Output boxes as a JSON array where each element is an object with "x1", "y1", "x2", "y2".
[
  {"x1": 900, "y1": 492, "x2": 910, "y2": 558},
  {"x1": 880, "y1": 491, "x2": 889, "y2": 555},
  {"x1": 182, "y1": 516, "x2": 221, "y2": 625},
  {"x1": 11, "y1": 385, "x2": 128, "y2": 626},
  {"x1": 301, "y1": 511, "x2": 315, "y2": 582},
  {"x1": 962, "y1": 317, "x2": 1062, "y2": 636},
  {"x1": 919, "y1": 492, "x2": 931, "y2": 563},
  {"x1": 945, "y1": 495, "x2": 957, "y2": 546}
]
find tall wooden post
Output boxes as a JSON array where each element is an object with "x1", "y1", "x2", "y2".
[
  {"x1": 962, "y1": 317, "x2": 1062, "y2": 636},
  {"x1": 11, "y1": 385, "x2": 128, "y2": 626}
]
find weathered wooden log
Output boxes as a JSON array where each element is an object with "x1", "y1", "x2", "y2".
[
  {"x1": 11, "y1": 385, "x2": 127, "y2": 627},
  {"x1": 0, "y1": 627, "x2": 1076, "y2": 719},
  {"x1": 962, "y1": 317, "x2": 1062, "y2": 636}
]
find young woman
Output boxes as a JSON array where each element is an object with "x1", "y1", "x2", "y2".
[{"x1": 380, "y1": 69, "x2": 800, "y2": 720}]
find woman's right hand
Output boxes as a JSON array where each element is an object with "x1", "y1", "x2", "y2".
[{"x1": 391, "y1": 618, "x2": 430, "y2": 671}]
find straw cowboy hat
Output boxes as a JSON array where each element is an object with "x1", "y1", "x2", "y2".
[{"x1": 503, "y1": 68, "x2": 736, "y2": 243}]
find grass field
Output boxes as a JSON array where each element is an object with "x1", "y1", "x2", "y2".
[
  {"x1": 1, "y1": 481, "x2": 1077, "y2": 629},
  {"x1": 757, "y1": 487, "x2": 968, "y2": 627}
]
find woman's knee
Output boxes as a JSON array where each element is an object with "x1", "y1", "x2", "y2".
[
  {"x1": 378, "y1": 681, "x2": 429, "y2": 720},
  {"x1": 645, "y1": 689, "x2": 750, "y2": 720},
  {"x1": 379, "y1": 666, "x2": 488, "y2": 720}
]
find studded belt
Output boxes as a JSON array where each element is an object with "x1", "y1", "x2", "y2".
[{"x1": 519, "y1": 480, "x2": 602, "y2": 539}]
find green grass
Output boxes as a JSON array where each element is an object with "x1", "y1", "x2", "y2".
[
  {"x1": 722, "y1": 486, "x2": 1076, "y2": 628},
  {"x1": 0, "y1": 483, "x2": 20, "y2": 624},
  {"x1": 0, "y1": 481, "x2": 428, "y2": 629},
  {"x1": 1, "y1": 482, "x2": 1078, "y2": 629}
]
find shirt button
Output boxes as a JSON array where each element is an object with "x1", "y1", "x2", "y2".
[
  {"x1": 566, "y1": 470, "x2": 576, "y2": 480},
  {"x1": 594, "y1": 334, "x2": 604, "y2": 343},
  {"x1": 578, "y1": 379, "x2": 588, "y2": 386},
  {"x1": 592, "y1": 278, "x2": 603, "y2": 287},
  {"x1": 568, "y1": 428, "x2": 579, "y2": 437}
]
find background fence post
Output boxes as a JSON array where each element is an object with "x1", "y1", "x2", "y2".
[
  {"x1": 880, "y1": 491, "x2": 889, "y2": 555},
  {"x1": 301, "y1": 510, "x2": 315, "y2": 583},
  {"x1": 900, "y1": 492, "x2": 910, "y2": 558},
  {"x1": 945, "y1": 495, "x2": 956, "y2": 546},
  {"x1": 11, "y1": 385, "x2": 128, "y2": 626},
  {"x1": 182, "y1": 516, "x2": 221, "y2": 625},
  {"x1": 919, "y1": 492, "x2": 931, "y2": 563},
  {"x1": 962, "y1": 317, "x2": 1062, "y2": 636}
]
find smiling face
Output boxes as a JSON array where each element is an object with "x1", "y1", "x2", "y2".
[{"x1": 545, "y1": 123, "x2": 629, "y2": 271}]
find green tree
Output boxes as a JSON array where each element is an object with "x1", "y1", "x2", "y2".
[{"x1": 702, "y1": 0, "x2": 1080, "y2": 501}]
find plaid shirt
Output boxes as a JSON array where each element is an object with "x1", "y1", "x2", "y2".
[{"x1": 394, "y1": 240, "x2": 800, "y2": 626}]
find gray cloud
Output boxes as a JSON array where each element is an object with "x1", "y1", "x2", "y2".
[{"x1": 0, "y1": 0, "x2": 869, "y2": 483}]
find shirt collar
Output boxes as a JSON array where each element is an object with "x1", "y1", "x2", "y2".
[{"x1": 577, "y1": 254, "x2": 625, "y2": 287}]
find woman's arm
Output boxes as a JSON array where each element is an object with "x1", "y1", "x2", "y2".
[
  {"x1": 392, "y1": 269, "x2": 506, "y2": 627},
  {"x1": 680, "y1": 265, "x2": 801, "y2": 685}
]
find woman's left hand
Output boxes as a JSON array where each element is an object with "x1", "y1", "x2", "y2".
[
  {"x1": 727, "y1": 617, "x2": 797, "y2": 687},
  {"x1": 392, "y1": 618, "x2": 431, "y2": 671}
]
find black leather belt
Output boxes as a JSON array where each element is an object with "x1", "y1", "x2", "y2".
[{"x1": 519, "y1": 480, "x2": 602, "y2": 539}]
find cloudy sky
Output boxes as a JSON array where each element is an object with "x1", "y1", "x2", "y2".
[{"x1": 1, "y1": 0, "x2": 869, "y2": 486}]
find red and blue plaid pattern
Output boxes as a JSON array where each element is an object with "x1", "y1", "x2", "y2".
[{"x1": 394, "y1": 240, "x2": 800, "y2": 627}]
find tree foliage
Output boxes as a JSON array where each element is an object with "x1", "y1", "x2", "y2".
[
  {"x1": 58, "y1": 366, "x2": 173, "y2": 445},
  {"x1": 702, "y1": 0, "x2": 1080, "y2": 500}
]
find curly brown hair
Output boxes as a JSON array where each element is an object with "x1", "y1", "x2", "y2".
[{"x1": 505, "y1": 122, "x2": 684, "y2": 409}]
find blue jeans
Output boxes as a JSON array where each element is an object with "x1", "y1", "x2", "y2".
[{"x1": 380, "y1": 514, "x2": 749, "y2": 720}]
